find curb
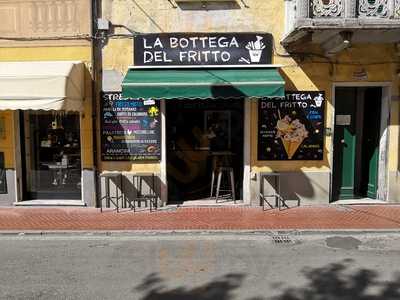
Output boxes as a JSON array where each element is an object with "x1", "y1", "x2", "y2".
[{"x1": 0, "y1": 229, "x2": 399, "y2": 237}]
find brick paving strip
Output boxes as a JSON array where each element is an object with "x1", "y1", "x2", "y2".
[{"x1": 0, "y1": 205, "x2": 399, "y2": 231}]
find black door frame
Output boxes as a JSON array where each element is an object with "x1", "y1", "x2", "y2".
[
  {"x1": 18, "y1": 110, "x2": 83, "y2": 201},
  {"x1": 165, "y1": 99, "x2": 245, "y2": 203}
]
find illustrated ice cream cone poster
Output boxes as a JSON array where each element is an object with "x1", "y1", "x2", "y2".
[{"x1": 258, "y1": 92, "x2": 325, "y2": 160}]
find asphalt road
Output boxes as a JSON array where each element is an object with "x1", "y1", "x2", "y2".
[{"x1": 1, "y1": 232, "x2": 400, "y2": 299}]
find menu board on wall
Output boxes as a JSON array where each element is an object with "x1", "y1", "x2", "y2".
[
  {"x1": 101, "y1": 92, "x2": 161, "y2": 161},
  {"x1": 258, "y1": 92, "x2": 325, "y2": 160},
  {"x1": 134, "y1": 33, "x2": 272, "y2": 67}
]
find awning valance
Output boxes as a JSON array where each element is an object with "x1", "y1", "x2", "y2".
[
  {"x1": 122, "y1": 68, "x2": 285, "y2": 99},
  {"x1": 0, "y1": 61, "x2": 84, "y2": 111}
]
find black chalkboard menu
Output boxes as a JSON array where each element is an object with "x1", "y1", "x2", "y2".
[
  {"x1": 101, "y1": 92, "x2": 161, "y2": 161},
  {"x1": 258, "y1": 91, "x2": 325, "y2": 160}
]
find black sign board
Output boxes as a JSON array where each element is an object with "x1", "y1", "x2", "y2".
[
  {"x1": 258, "y1": 92, "x2": 325, "y2": 160},
  {"x1": 0, "y1": 152, "x2": 6, "y2": 194},
  {"x1": 101, "y1": 92, "x2": 161, "y2": 161},
  {"x1": 134, "y1": 33, "x2": 272, "y2": 67}
]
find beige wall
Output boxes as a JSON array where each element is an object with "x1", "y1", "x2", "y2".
[
  {"x1": 0, "y1": 0, "x2": 91, "y2": 47},
  {"x1": 102, "y1": 0, "x2": 286, "y2": 74}
]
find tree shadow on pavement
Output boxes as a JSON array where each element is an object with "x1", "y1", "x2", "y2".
[
  {"x1": 272, "y1": 259, "x2": 400, "y2": 300},
  {"x1": 134, "y1": 260, "x2": 400, "y2": 300},
  {"x1": 134, "y1": 272, "x2": 264, "y2": 300}
]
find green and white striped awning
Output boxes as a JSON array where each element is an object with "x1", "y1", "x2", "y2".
[{"x1": 122, "y1": 68, "x2": 285, "y2": 99}]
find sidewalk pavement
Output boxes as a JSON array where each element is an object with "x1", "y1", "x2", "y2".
[{"x1": 0, "y1": 204, "x2": 400, "y2": 232}]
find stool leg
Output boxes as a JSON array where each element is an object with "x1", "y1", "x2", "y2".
[
  {"x1": 116, "y1": 177, "x2": 119, "y2": 213},
  {"x1": 140, "y1": 177, "x2": 147, "y2": 208},
  {"x1": 210, "y1": 170, "x2": 215, "y2": 198},
  {"x1": 153, "y1": 174, "x2": 157, "y2": 210},
  {"x1": 105, "y1": 178, "x2": 110, "y2": 208},
  {"x1": 100, "y1": 177, "x2": 103, "y2": 213},
  {"x1": 149, "y1": 176, "x2": 152, "y2": 212},
  {"x1": 133, "y1": 176, "x2": 136, "y2": 212},
  {"x1": 275, "y1": 177, "x2": 278, "y2": 208},
  {"x1": 138, "y1": 177, "x2": 141, "y2": 209},
  {"x1": 277, "y1": 177, "x2": 281, "y2": 210},
  {"x1": 121, "y1": 175, "x2": 125, "y2": 209},
  {"x1": 230, "y1": 169, "x2": 236, "y2": 203},
  {"x1": 133, "y1": 176, "x2": 140, "y2": 212},
  {"x1": 278, "y1": 195, "x2": 281, "y2": 210},
  {"x1": 216, "y1": 170, "x2": 222, "y2": 203},
  {"x1": 261, "y1": 175, "x2": 264, "y2": 209}
]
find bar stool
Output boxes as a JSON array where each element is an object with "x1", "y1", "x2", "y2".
[
  {"x1": 211, "y1": 167, "x2": 236, "y2": 203},
  {"x1": 259, "y1": 172, "x2": 281, "y2": 210},
  {"x1": 125, "y1": 172, "x2": 157, "y2": 212},
  {"x1": 99, "y1": 172, "x2": 123, "y2": 212},
  {"x1": 209, "y1": 152, "x2": 236, "y2": 203}
]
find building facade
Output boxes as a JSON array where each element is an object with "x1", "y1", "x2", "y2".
[
  {"x1": 0, "y1": 0, "x2": 399, "y2": 207},
  {"x1": 0, "y1": 0, "x2": 96, "y2": 206},
  {"x1": 98, "y1": 0, "x2": 400, "y2": 207}
]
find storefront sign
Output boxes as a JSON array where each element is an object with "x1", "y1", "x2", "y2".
[
  {"x1": 101, "y1": 92, "x2": 161, "y2": 161},
  {"x1": 134, "y1": 33, "x2": 272, "y2": 67},
  {"x1": 258, "y1": 92, "x2": 325, "y2": 160}
]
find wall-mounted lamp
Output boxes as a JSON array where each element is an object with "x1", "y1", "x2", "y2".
[{"x1": 323, "y1": 31, "x2": 353, "y2": 56}]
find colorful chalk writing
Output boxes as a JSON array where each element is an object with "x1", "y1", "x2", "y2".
[{"x1": 101, "y1": 92, "x2": 161, "y2": 161}]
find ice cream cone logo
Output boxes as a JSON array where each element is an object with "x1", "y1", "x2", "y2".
[
  {"x1": 276, "y1": 114, "x2": 308, "y2": 159},
  {"x1": 244, "y1": 36, "x2": 266, "y2": 63},
  {"x1": 313, "y1": 93, "x2": 324, "y2": 107}
]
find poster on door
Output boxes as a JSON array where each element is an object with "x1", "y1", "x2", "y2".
[
  {"x1": 101, "y1": 92, "x2": 161, "y2": 161},
  {"x1": 258, "y1": 92, "x2": 325, "y2": 160}
]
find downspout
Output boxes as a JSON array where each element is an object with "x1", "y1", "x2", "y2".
[{"x1": 91, "y1": 0, "x2": 101, "y2": 207}]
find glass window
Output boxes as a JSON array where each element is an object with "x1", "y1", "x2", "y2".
[{"x1": 22, "y1": 111, "x2": 81, "y2": 200}]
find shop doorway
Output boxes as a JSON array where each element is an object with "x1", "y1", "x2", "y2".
[
  {"x1": 166, "y1": 99, "x2": 244, "y2": 204},
  {"x1": 20, "y1": 111, "x2": 82, "y2": 200},
  {"x1": 332, "y1": 87, "x2": 383, "y2": 201}
]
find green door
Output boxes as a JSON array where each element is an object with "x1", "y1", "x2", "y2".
[
  {"x1": 332, "y1": 88, "x2": 357, "y2": 200},
  {"x1": 332, "y1": 87, "x2": 381, "y2": 201}
]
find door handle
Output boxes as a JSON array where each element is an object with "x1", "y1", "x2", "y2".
[{"x1": 340, "y1": 139, "x2": 347, "y2": 147}]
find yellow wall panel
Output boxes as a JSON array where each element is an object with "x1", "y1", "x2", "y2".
[
  {"x1": 0, "y1": 111, "x2": 15, "y2": 168},
  {"x1": 0, "y1": 46, "x2": 91, "y2": 62}
]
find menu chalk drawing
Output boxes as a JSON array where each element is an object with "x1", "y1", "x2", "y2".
[{"x1": 101, "y1": 92, "x2": 161, "y2": 161}]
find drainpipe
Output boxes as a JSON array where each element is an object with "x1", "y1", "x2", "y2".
[{"x1": 91, "y1": 0, "x2": 101, "y2": 207}]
